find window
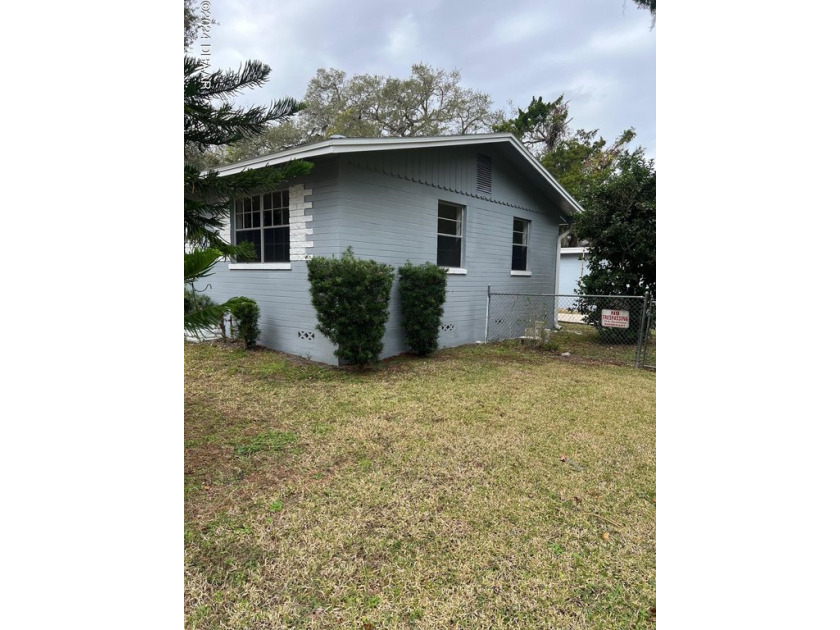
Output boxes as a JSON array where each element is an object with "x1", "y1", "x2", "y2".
[
  {"x1": 437, "y1": 201, "x2": 464, "y2": 268},
  {"x1": 234, "y1": 190, "x2": 290, "y2": 262},
  {"x1": 512, "y1": 217, "x2": 529, "y2": 271}
]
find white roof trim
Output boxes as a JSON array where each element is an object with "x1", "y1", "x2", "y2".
[
  {"x1": 559, "y1": 247, "x2": 588, "y2": 255},
  {"x1": 208, "y1": 133, "x2": 584, "y2": 214}
]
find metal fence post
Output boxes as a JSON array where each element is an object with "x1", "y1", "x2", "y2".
[
  {"x1": 484, "y1": 285, "x2": 491, "y2": 343},
  {"x1": 634, "y1": 292, "x2": 649, "y2": 368}
]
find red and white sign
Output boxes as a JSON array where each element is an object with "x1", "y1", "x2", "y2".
[{"x1": 601, "y1": 309, "x2": 630, "y2": 328}]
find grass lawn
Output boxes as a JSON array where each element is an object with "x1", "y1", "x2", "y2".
[
  {"x1": 541, "y1": 323, "x2": 656, "y2": 368},
  {"x1": 185, "y1": 341, "x2": 656, "y2": 629}
]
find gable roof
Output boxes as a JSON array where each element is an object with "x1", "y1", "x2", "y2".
[{"x1": 210, "y1": 133, "x2": 584, "y2": 218}]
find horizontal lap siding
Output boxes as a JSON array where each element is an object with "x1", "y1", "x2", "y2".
[
  {"x1": 338, "y1": 148, "x2": 563, "y2": 358},
  {"x1": 198, "y1": 148, "x2": 567, "y2": 365}
]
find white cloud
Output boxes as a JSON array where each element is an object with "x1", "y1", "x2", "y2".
[
  {"x1": 586, "y1": 22, "x2": 652, "y2": 56},
  {"x1": 385, "y1": 13, "x2": 420, "y2": 63},
  {"x1": 191, "y1": 0, "x2": 656, "y2": 157},
  {"x1": 492, "y1": 12, "x2": 554, "y2": 45}
]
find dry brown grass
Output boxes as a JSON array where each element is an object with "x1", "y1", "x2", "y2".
[{"x1": 185, "y1": 342, "x2": 656, "y2": 629}]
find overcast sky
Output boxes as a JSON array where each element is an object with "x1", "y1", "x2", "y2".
[{"x1": 190, "y1": 0, "x2": 655, "y2": 159}]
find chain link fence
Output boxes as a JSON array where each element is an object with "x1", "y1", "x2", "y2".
[
  {"x1": 640, "y1": 299, "x2": 656, "y2": 369},
  {"x1": 485, "y1": 289, "x2": 655, "y2": 368}
]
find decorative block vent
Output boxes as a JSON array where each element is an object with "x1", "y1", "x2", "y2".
[
  {"x1": 476, "y1": 153, "x2": 492, "y2": 194},
  {"x1": 440, "y1": 323, "x2": 455, "y2": 332},
  {"x1": 297, "y1": 330, "x2": 315, "y2": 341}
]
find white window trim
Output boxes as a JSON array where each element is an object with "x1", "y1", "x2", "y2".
[
  {"x1": 233, "y1": 190, "x2": 292, "y2": 264},
  {"x1": 228, "y1": 262, "x2": 292, "y2": 270},
  {"x1": 512, "y1": 217, "x2": 530, "y2": 273},
  {"x1": 437, "y1": 201, "x2": 465, "y2": 269}
]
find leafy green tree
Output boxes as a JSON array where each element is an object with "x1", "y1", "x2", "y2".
[
  {"x1": 496, "y1": 95, "x2": 638, "y2": 247},
  {"x1": 542, "y1": 128, "x2": 638, "y2": 202},
  {"x1": 184, "y1": 0, "x2": 199, "y2": 51},
  {"x1": 571, "y1": 149, "x2": 655, "y2": 343},
  {"x1": 303, "y1": 64, "x2": 502, "y2": 138},
  {"x1": 226, "y1": 64, "x2": 505, "y2": 161},
  {"x1": 495, "y1": 95, "x2": 635, "y2": 199},
  {"x1": 632, "y1": 0, "x2": 656, "y2": 23},
  {"x1": 574, "y1": 149, "x2": 656, "y2": 300},
  {"x1": 183, "y1": 55, "x2": 312, "y2": 337},
  {"x1": 493, "y1": 96, "x2": 572, "y2": 157}
]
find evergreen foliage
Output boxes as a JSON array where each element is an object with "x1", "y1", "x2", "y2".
[
  {"x1": 497, "y1": 95, "x2": 655, "y2": 343},
  {"x1": 493, "y1": 96, "x2": 571, "y2": 156},
  {"x1": 183, "y1": 48, "x2": 312, "y2": 339},
  {"x1": 228, "y1": 297, "x2": 261, "y2": 347},
  {"x1": 574, "y1": 149, "x2": 656, "y2": 342},
  {"x1": 184, "y1": 289, "x2": 215, "y2": 316},
  {"x1": 397, "y1": 262, "x2": 448, "y2": 356},
  {"x1": 184, "y1": 56, "x2": 311, "y2": 252},
  {"x1": 184, "y1": 248, "x2": 230, "y2": 336},
  {"x1": 307, "y1": 248, "x2": 395, "y2": 367}
]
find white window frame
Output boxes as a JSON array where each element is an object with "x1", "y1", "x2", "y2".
[
  {"x1": 437, "y1": 201, "x2": 465, "y2": 270},
  {"x1": 511, "y1": 217, "x2": 531, "y2": 276},
  {"x1": 231, "y1": 190, "x2": 291, "y2": 267}
]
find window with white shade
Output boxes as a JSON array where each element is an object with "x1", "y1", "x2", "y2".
[
  {"x1": 512, "y1": 217, "x2": 529, "y2": 271},
  {"x1": 437, "y1": 201, "x2": 464, "y2": 268}
]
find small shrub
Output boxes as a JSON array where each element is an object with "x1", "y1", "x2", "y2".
[
  {"x1": 398, "y1": 261, "x2": 448, "y2": 356},
  {"x1": 184, "y1": 289, "x2": 215, "y2": 315},
  {"x1": 307, "y1": 247, "x2": 394, "y2": 367},
  {"x1": 228, "y1": 297, "x2": 261, "y2": 348}
]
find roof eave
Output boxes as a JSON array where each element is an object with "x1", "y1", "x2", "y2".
[{"x1": 206, "y1": 133, "x2": 584, "y2": 216}]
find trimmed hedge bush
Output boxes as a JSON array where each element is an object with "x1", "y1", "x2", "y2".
[
  {"x1": 228, "y1": 297, "x2": 261, "y2": 348},
  {"x1": 398, "y1": 262, "x2": 448, "y2": 356},
  {"x1": 307, "y1": 248, "x2": 394, "y2": 366}
]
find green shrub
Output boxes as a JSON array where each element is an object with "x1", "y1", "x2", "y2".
[
  {"x1": 307, "y1": 247, "x2": 394, "y2": 366},
  {"x1": 228, "y1": 297, "x2": 261, "y2": 348},
  {"x1": 398, "y1": 262, "x2": 448, "y2": 356},
  {"x1": 184, "y1": 289, "x2": 215, "y2": 315}
]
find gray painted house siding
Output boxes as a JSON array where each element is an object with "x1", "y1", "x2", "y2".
[
  {"x1": 199, "y1": 145, "x2": 568, "y2": 365},
  {"x1": 331, "y1": 147, "x2": 565, "y2": 360},
  {"x1": 198, "y1": 158, "x2": 341, "y2": 362}
]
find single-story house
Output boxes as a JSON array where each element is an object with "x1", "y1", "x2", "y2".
[{"x1": 200, "y1": 133, "x2": 584, "y2": 365}]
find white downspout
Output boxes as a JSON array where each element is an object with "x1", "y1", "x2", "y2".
[{"x1": 555, "y1": 224, "x2": 572, "y2": 329}]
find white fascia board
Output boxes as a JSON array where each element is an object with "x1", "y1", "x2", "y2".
[
  {"x1": 209, "y1": 134, "x2": 514, "y2": 176},
  {"x1": 206, "y1": 133, "x2": 585, "y2": 215}
]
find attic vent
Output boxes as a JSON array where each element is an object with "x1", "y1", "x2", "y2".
[{"x1": 476, "y1": 153, "x2": 492, "y2": 194}]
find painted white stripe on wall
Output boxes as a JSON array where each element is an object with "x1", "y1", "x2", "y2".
[
  {"x1": 289, "y1": 184, "x2": 314, "y2": 261},
  {"x1": 217, "y1": 213, "x2": 231, "y2": 244}
]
